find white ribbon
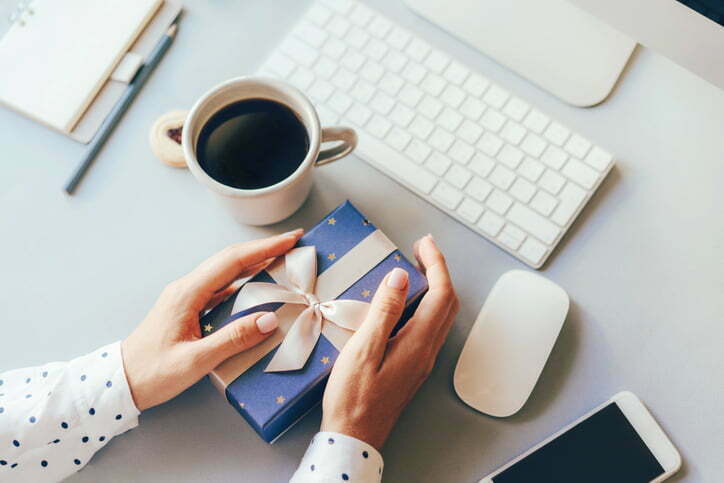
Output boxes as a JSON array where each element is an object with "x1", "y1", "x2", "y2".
[{"x1": 233, "y1": 246, "x2": 371, "y2": 372}]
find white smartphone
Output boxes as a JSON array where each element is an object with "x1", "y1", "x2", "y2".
[{"x1": 480, "y1": 392, "x2": 681, "y2": 483}]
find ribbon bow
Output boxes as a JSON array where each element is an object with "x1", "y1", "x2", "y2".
[{"x1": 232, "y1": 246, "x2": 370, "y2": 372}]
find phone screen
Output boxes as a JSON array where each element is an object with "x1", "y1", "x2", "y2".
[{"x1": 491, "y1": 403, "x2": 665, "y2": 483}]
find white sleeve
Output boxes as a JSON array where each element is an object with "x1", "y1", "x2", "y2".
[
  {"x1": 0, "y1": 341, "x2": 140, "y2": 482},
  {"x1": 290, "y1": 432, "x2": 384, "y2": 483}
]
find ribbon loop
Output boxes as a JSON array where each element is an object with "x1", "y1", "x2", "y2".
[{"x1": 233, "y1": 246, "x2": 372, "y2": 372}]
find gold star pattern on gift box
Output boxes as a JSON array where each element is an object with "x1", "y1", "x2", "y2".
[
  {"x1": 239, "y1": 402, "x2": 245, "y2": 409},
  {"x1": 327, "y1": 217, "x2": 336, "y2": 225},
  {"x1": 321, "y1": 356, "x2": 330, "y2": 365},
  {"x1": 394, "y1": 253, "x2": 401, "y2": 262},
  {"x1": 361, "y1": 289, "x2": 371, "y2": 298},
  {"x1": 327, "y1": 253, "x2": 336, "y2": 261},
  {"x1": 276, "y1": 395, "x2": 286, "y2": 404},
  {"x1": 203, "y1": 323, "x2": 213, "y2": 333}
]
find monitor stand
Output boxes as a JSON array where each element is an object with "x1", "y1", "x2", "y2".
[{"x1": 403, "y1": 0, "x2": 636, "y2": 107}]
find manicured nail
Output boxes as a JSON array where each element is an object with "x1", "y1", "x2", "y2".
[
  {"x1": 426, "y1": 233, "x2": 437, "y2": 245},
  {"x1": 281, "y1": 228, "x2": 303, "y2": 237},
  {"x1": 256, "y1": 312, "x2": 278, "y2": 334},
  {"x1": 387, "y1": 268, "x2": 408, "y2": 289}
]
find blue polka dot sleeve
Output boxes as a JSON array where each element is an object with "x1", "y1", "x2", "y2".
[
  {"x1": 290, "y1": 432, "x2": 383, "y2": 483},
  {"x1": 0, "y1": 341, "x2": 140, "y2": 482}
]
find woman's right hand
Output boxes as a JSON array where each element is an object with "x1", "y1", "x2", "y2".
[{"x1": 321, "y1": 235, "x2": 459, "y2": 450}]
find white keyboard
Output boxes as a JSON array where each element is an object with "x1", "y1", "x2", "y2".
[{"x1": 258, "y1": 0, "x2": 615, "y2": 268}]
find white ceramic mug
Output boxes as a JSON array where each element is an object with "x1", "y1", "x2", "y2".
[{"x1": 181, "y1": 77, "x2": 357, "y2": 225}]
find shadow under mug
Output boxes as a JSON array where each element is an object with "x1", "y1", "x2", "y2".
[{"x1": 181, "y1": 76, "x2": 357, "y2": 225}]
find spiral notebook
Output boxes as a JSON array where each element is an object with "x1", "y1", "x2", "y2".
[{"x1": 0, "y1": 0, "x2": 163, "y2": 136}]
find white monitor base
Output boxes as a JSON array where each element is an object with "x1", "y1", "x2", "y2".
[{"x1": 403, "y1": 0, "x2": 637, "y2": 107}]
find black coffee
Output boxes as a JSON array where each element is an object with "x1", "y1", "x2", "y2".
[{"x1": 196, "y1": 99, "x2": 309, "y2": 189}]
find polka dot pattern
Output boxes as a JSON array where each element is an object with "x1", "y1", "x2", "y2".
[{"x1": 292, "y1": 432, "x2": 383, "y2": 483}]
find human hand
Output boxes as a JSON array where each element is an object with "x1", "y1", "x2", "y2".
[
  {"x1": 121, "y1": 230, "x2": 303, "y2": 411},
  {"x1": 321, "y1": 235, "x2": 459, "y2": 450}
]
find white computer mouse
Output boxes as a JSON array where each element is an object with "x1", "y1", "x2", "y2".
[{"x1": 454, "y1": 270, "x2": 569, "y2": 417}]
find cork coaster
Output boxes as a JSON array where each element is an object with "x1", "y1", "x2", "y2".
[{"x1": 149, "y1": 110, "x2": 188, "y2": 168}]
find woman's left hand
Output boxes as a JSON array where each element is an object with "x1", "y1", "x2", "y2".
[{"x1": 121, "y1": 229, "x2": 303, "y2": 411}]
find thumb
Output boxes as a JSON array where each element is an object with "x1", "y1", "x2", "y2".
[
  {"x1": 197, "y1": 311, "x2": 279, "y2": 366},
  {"x1": 352, "y1": 268, "x2": 409, "y2": 362}
]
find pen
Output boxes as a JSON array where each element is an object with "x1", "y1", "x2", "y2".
[{"x1": 64, "y1": 23, "x2": 178, "y2": 195}]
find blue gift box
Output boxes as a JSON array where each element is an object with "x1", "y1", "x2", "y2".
[{"x1": 199, "y1": 201, "x2": 428, "y2": 442}]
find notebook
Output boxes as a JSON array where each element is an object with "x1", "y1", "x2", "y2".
[{"x1": 0, "y1": 0, "x2": 162, "y2": 134}]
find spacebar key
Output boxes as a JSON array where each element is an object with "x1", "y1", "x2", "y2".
[{"x1": 357, "y1": 133, "x2": 438, "y2": 194}]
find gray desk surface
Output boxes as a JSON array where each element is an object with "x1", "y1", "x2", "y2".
[{"x1": 1, "y1": 1, "x2": 723, "y2": 481}]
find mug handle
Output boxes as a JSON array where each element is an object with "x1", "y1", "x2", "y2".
[{"x1": 316, "y1": 127, "x2": 358, "y2": 166}]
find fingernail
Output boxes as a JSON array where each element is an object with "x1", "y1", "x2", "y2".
[
  {"x1": 426, "y1": 233, "x2": 437, "y2": 245},
  {"x1": 281, "y1": 228, "x2": 303, "y2": 237},
  {"x1": 387, "y1": 268, "x2": 408, "y2": 290},
  {"x1": 256, "y1": 312, "x2": 278, "y2": 334}
]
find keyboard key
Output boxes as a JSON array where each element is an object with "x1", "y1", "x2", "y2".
[
  {"x1": 332, "y1": 67, "x2": 356, "y2": 90},
  {"x1": 290, "y1": 68, "x2": 314, "y2": 89},
  {"x1": 429, "y1": 128, "x2": 455, "y2": 152},
  {"x1": 478, "y1": 211, "x2": 504, "y2": 237},
  {"x1": 465, "y1": 176, "x2": 493, "y2": 202},
  {"x1": 458, "y1": 120, "x2": 484, "y2": 144},
  {"x1": 426, "y1": 152, "x2": 452, "y2": 176},
  {"x1": 518, "y1": 157, "x2": 545, "y2": 182},
  {"x1": 409, "y1": 116, "x2": 434, "y2": 139},
  {"x1": 424, "y1": 49, "x2": 450, "y2": 73},
  {"x1": 383, "y1": 50, "x2": 407, "y2": 73},
  {"x1": 421, "y1": 73, "x2": 446, "y2": 96},
  {"x1": 500, "y1": 121, "x2": 527, "y2": 145},
  {"x1": 419, "y1": 96, "x2": 444, "y2": 120},
  {"x1": 463, "y1": 73, "x2": 490, "y2": 97},
  {"x1": 399, "y1": 84, "x2": 424, "y2": 107},
  {"x1": 328, "y1": 91, "x2": 353, "y2": 114},
  {"x1": 478, "y1": 132, "x2": 504, "y2": 157},
  {"x1": 438, "y1": 108, "x2": 463, "y2": 132},
  {"x1": 386, "y1": 127, "x2": 412, "y2": 151},
  {"x1": 368, "y1": 115, "x2": 392, "y2": 138},
  {"x1": 376, "y1": 144, "x2": 437, "y2": 194},
  {"x1": 349, "y1": 3, "x2": 373, "y2": 26},
  {"x1": 502, "y1": 97, "x2": 530, "y2": 122},
  {"x1": 539, "y1": 170, "x2": 566, "y2": 195},
  {"x1": 523, "y1": 109, "x2": 550, "y2": 134},
  {"x1": 432, "y1": 182, "x2": 463, "y2": 209},
  {"x1": 368, "y1": 16, "x2": 392, "y2": 38},
  {"x1": 544, "y1": 121, "x2": 571, "y2": 146},
  {"x1": 458, "y1": 100, "x2": 485, "y2": 124},
  {"x1": 564, "y1": 133, "x2": 592, "y2": 159},
  {"x1": 584, "y1": 146, "x2": 613, "y2": 171},
  {"x1": 314, "y1": 56, "x2": 338, "y2": 79},
  {"x1": 282, "y1": 39, "x2": 319, "y2": 67},
  {"x1": 378, "y1": 72, "x2": 404, "y2": 95},
  {"x1": 445, "y1": 164, "x2": 472, "y2": 189},
  {"x1": 327, "y1": 16, "x2": 351, "y2": 38},
  {"x1": 457, "y1": 198, "x2": 484, "y2": 223},
  {"x1": 350, "y1": 80, "x2": 375, "y2": 103},
  {"x1": 402, "y1": 62, "x2": 427, "y2": 84},
  {"x1": 390, "y1": 103, "x2": 415, "y2": 127},
  {"x1": 562, "y1": 158, "x2": 599, "y2": 189},
  {"x1": 364, "y1": 39, "x2": 389, "y2": 61},
  {"x1": 322, "y1": 37, "x2": 347, "y2": 59},
  {"x1": 346, "y1": 103, "x2": 372, "y2": 126},
  {"x1": 387, "y1": 27, "x2": 411, "y2": 50},
  {"x1": 371, "y1": 92, "x2": 395, "y2": 115},
  {"x1": 480, "y1": 110, "x2": 506, "y2": 132},
  {"x1": 295, "y1": 20, "x2": 328, "y2": 48},
  {"x1": 405, "y1": 139, "x2": 431, "y2": 164},
  {"x1": 444, "y1": 61, "x2": 469, "y2": 85},
  {"x1": 405, "y1": 37, "x2": 430, "y2": 62},
  {"x1": 489, "y1": 165, "x2": 516, "y2": 190},
  {"x1": 440, "y1": 85, "x2": 466, "y2": 108},
  {"x1": 317, "y1": 105, "x2": 338, "y2": 126},
  {"x1": 361, "y1": 60, "x2": 384, "y2": 82},
  {"x1": 340, "y1": 51, "x2": 365, "y2": 71},
  {"x1": 540, "y1": 145, "x2": 568, "y2": 170},
  {"x1": 483, "y1": 85, "x2": 510, "y2": 109},
  {"x1": 497, "y1": 145, "x2": 524, "y2": 169},
  {"x1": 499, "y1": 224, "x2": 526, "y2": 250},
  {"x1": 448, "y1": 140, "x2": 475, "y2": 165},
  {"x1": 520, "y1": 133, "x2": 547, "y2": 158},
  {"x1": 469, "y1": 153, "x2": 495, "y2": 177},
  {"x1": 530, "y1": 190, "x2": 558, "y2": 216},
  {"x1": 519, "y1": 238, "x2": 547, "y2": 266},
  {"x1": 508, "y1": 203, "x2": 560, "y2": 244},
  {"x1": 509, "y1": 178, "x2": 536, "y2": 203},
  {"x1": 309, "y1": 79, "x2": 335, "y2": 103},
  {"x1": 552, "y1": 183, "x2": 587, "y2": 226}
]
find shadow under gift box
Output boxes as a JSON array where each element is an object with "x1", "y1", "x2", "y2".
[{"x1": 199, "y1": 201, "x2": 428, "y2": 442}]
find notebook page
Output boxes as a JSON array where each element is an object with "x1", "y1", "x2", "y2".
[{"x1": 0, "y1": 0, "x2": 162, "y2": 133}]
